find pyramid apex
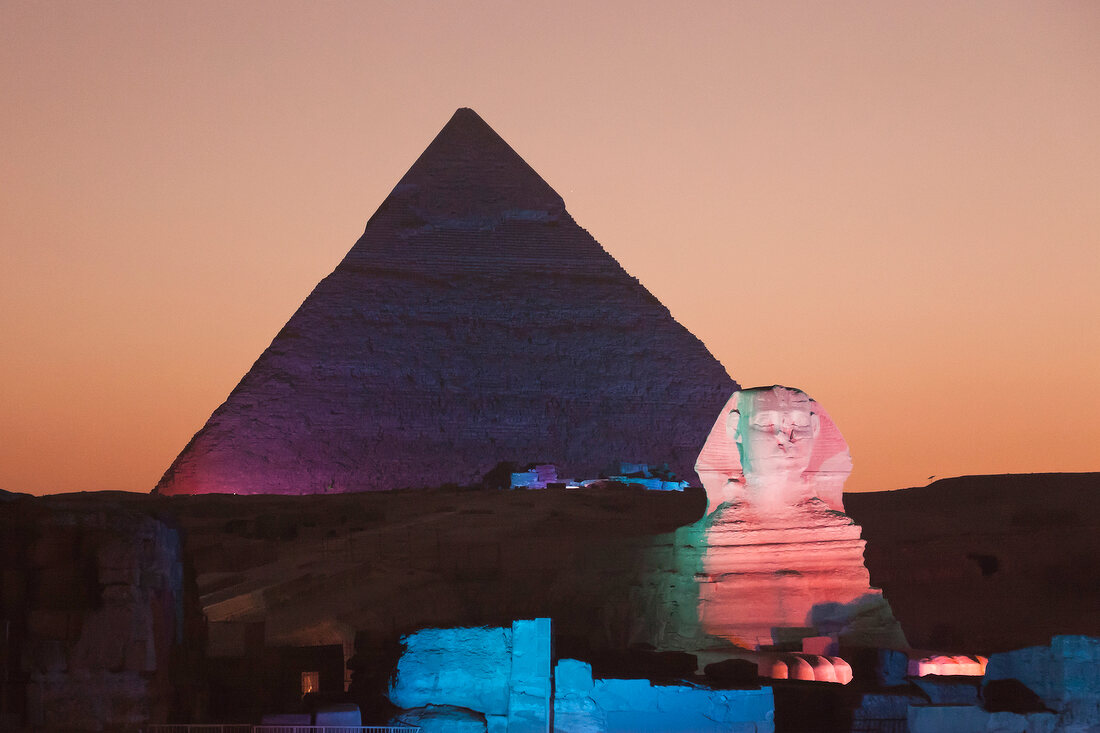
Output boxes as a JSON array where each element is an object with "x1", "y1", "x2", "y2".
[{"x1": 386, "y1": 109, "x2": 564, "y2": 226}]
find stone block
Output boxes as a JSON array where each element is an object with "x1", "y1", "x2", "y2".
[
  {"x1": 1051, "y1": 634, "x2": 1100, "y2": 700},
  {"x1": 877, "y1": 647, "x2": 909, "y2": 686},
  {"x1": 913, "y1": 675, "x2": 981, "y2": 705},
  {"x1": 985, "y1": 634, "x2": 1100, "y2": 711},
  {"x1": 510, "y1": 618, "x2": 551, "y2": 680},
  {"x1": 97, "y1": 540, "x2": 138, "y2": 585},
  {"x1": 508, "y1": 618, "x2": 551, "y2": 732},
  {"x1": 26, "y1": 609, "x2": 75, "y2": 641},
  {"x1": 851, "y1": 692, "x2": 920, "y2": 723},
  {"x1": 705, "y1": 688, "x2": 774, "y2": 726},
  {"x1": 393, "y1": 704, "x2": 488, "y2": 733},
  {"x1": 554, "y1": 659, "x2": 593, "y2": 694},
  {"x1": 908, "y1": 704, "x2": 990, "y2": 733},
  {"x1": 315, "y1": 703, "x2": 361, "y2": 725},
  {"x1": 702, "y1": 657, "x2": 758, "y2": 685},
  {"x1": 552, "y1": 694, "x2": 605, "y2": 733},
  {"x1": 655, "y1": 685, "x2": 711, "y2": 715},
  {"x1": 207, "y1": 621, "x2": 249, "y2": 658},
  {"x1": 801, "y1": 635, "x2": 835, "y2": 655},
  {"x1": 389, "y1": 625, "x2": 512, "y2": 716},
  {"x1": 987, "y1": 710, "x2": 1057, "y2": 733},
  {"x1": 591, "y1": 678, "x2": 657, "y2": 712}
]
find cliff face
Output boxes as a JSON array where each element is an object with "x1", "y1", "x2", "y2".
[
  {"x1": 845, "y1": 473, "x2": 1100, "y2": 654},
  {"x1": 0, "y1": 493, "x2": 202, "y2": 731},
  {"x1": 156, "y1": 108, "x2": 736, "y2": 496}
]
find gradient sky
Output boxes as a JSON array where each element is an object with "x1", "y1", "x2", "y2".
[{"x1": 3, "y1": 1, "x2": 1098, "y2": 496}]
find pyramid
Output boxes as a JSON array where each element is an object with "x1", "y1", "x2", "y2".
[{"x1": 155, "y1": 109, "x2": 738, "y2": 495}]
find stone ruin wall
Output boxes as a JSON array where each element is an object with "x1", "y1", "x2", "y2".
[{"x1": 0, "y1": 496, "x2": 201, "y2": 731}]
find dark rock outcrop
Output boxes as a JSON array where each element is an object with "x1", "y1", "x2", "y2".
[
  {"x1": 0, "y1": 493, "x2": 203, "y2": 731},
  {"x1": 155, "y1": 108, "x2": 736, "y2": 496},
  {"x1": 845, "y1": 472, "x2": 1100, "y2": 654}
]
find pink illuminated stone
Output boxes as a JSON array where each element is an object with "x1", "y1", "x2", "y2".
[
  {"x1": 801, "y1": 635, "x2": 836, "y2": 656},
  {"x1": 785, "y1": 654, "x2": 816, "y2": 681},
  {"x1": 694, "y1": 386, "x2": 907, "y2": 651},
  {"x1": 806, "y1": 655, "x2": 838, "y2": 683},
  {"x1": 828, "y1": 656, "x2": 854, "y2": 685},
  {"x1": 762, "y1": 657, "x2": 789, "y2": 680},
  {"x1": 913, "y1": 654, "x2": 987, "y2": 677},
  {"x1": 696, "y1": 385, "x2": 850, "y2": 516},
  {"x1": 757, "y1": 652, "x2": 854, "y2": 685}
]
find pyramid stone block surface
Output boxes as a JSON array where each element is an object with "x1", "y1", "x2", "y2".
[{"x1": 156, "y1": 108, "x2": 737, "y2": 495}]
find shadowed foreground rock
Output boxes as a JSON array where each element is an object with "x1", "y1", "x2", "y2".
[
  {"x1": 2, "y1": 472, "x2": 1097, "y2": 728},
  {"x1": 0, "y1": 492, "x2": 204, "y2": 731},
  {"x1": 846, "y1": 472, "x2": 1100, "y2": 655}
]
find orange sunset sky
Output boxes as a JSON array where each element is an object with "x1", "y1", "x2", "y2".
[{"x1": 2, "y1": 1, "x2": 1098, "y2": 496}]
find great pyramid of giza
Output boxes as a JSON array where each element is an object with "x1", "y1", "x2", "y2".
[{"x1": 155, "y1": 109, "x2": 737, "y2": 495}]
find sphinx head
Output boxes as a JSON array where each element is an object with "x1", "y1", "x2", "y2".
[
  {"x1": 696, "y1": 386, "x2": 851, "y2": 515},
  {"x1": 732, "y1": 386, "x2": 819, "y2": 483}
]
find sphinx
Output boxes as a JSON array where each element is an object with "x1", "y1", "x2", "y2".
[{"x1": 693, "y1": 386, "x2": 906, "y2": 651}]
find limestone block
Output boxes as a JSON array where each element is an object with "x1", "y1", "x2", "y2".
[
  {"x1": 1051, "y1": 634, "x2": 1100, "y2": 700},
  {"x1": 28, "y1": 671, "x2": 154, "y2": 732},
  {"x1": 389, "y1": 625, "x2": 512, "y2": 716},
  {"x1": 393, "y1": 704, "x2": 488, "y2": 733},
  {"x1": 912, "y1": 676, "x2": 981, "y2": 705},
  {"x1": 654, "y1": 685, "x2": 712, "y2": 716},
  {"x1": 508, "y1": 618, "x2": 551, "y2": 732},
  {"x1": 315, "y1": 703, "x2": 361, "y2": 725},
  {"x1": 985, "y1": 635, "x2": 1100, "y2": 710},
  {"x1": 602, "y1": 710, "x2": 717, "y2": 732},
  {"x1": 801, "y1": 635, "x2": 835, "y2": 656},
  {"x1": 553, "y1": 695, "x2": 605, "y2": 733},
  {"x1": 29, "y1": 529, "x2": 78, "y2": 567},
  {"x1": 877, "y1": 648, "x2": 909, "y2": 686},
  {"x1": 828, "y1": 656, "x2": 853, "y2": 685},
  {"x1": 706, "y1": 688, "x2": 774, "y2": 727},
  {"x1": 850, "y1": 692, "x2": 921, "y2": 724},
  {"x1": 908, "y1": 704, "x2": 991, "y2": 733},
  {"x1": 97, "y1": 539, "x2": 138, "y2": 585},
  {"x1": 26, "y1": 609, "x2": 75, "y2": 641},
  {"x1": 553, "y1": 660, "x2": 604, "y2": 733},
  {"x1": 590, "y1": 678, "x2": 657, "y2": 712},
  {"x1": 987, "y1": 711, "x2": 1057, "y2": 733},
  {"x1": 703, "y1": 658, "x2": 758, "y2": 685},
  {"x1": 554, "y1": 659, "x2": 594, "y2": 695}
]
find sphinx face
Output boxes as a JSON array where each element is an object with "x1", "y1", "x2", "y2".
[
  {"x1": 697, "y1": 385, "x2": 850, "y2": 516},
  {"x1": 734, "y1": 386, "x2": 819, "y2": 483}
]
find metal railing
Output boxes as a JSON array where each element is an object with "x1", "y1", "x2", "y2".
[
  {"x1": 147, "y1": 721, "x2": 420, "y2": 726},
  {"x1": 255, "y1": 728, "x2": 419, "y2": 733},
  {"x1": 146, "y1": 727, "x2": 253, "y2": 733}
]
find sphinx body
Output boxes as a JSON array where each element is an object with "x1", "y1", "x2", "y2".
[{"x1": 693, "y1": 386, "x2": 905, "y2": 650}]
